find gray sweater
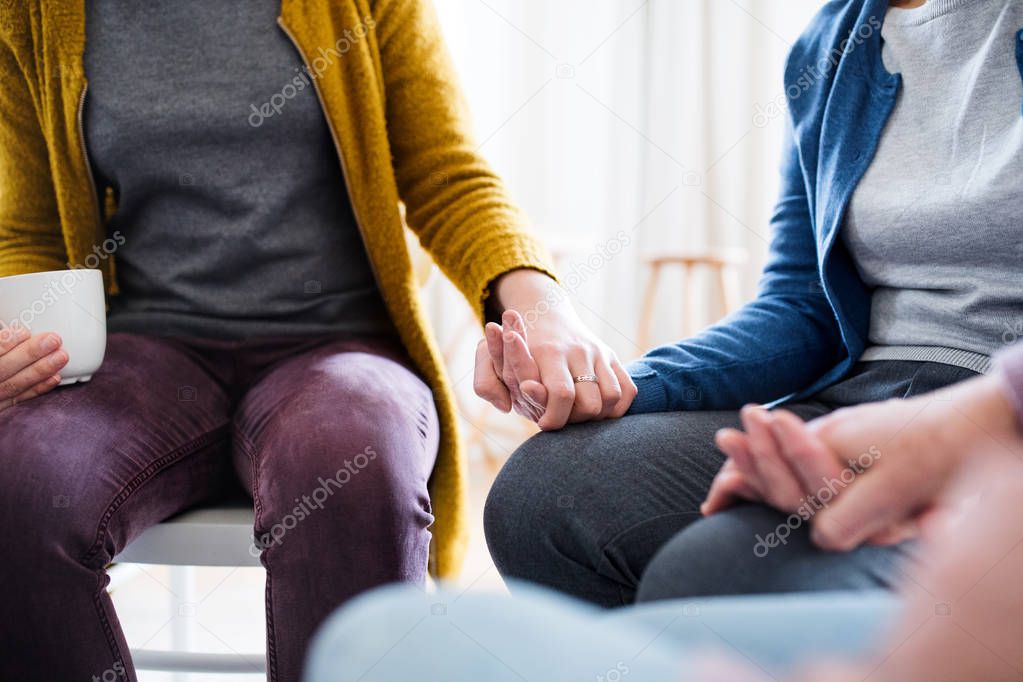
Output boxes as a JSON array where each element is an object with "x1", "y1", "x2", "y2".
[
  {"x1": 84, "y1": 1, "x2": 395, "y2": 340},
  {"x1": 843, "y1": 0, "x2": 1023, "y2": 373}
]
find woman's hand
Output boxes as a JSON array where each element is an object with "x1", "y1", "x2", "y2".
[
  {"x1": 702, "y1": 406, "x2": 845, "y2": 517},
  {"x1": 473, "y1": 269, "x2": 636, "y2": 430},
  {"x1": 798, "y1": 376, "x2": 1018, "y2": 551},
  {"x1": 703, "y1": 374, "x2": 1022, "y2": 551},
  {"x1": 0, "y1": 325, "x2": 67, "y2": 412}
]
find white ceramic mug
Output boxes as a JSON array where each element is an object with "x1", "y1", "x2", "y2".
[{"x1": 0, "y1": 269, "x2": 107, "y2": 385}]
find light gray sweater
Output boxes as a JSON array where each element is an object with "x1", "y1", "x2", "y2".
[{"x1": 843, "y1": 0, "x2": 1023, "y2": 374}]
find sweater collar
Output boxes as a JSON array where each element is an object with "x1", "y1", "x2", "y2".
[
  {"x1": 43, "y1": 0, "x2": 299, "y2": 77},
  {"x1": 885, "y1": 0, "x2": 984, "y2": 27}
]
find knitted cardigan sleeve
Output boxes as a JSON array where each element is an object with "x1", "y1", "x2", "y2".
[
  {"x1": 372, "y1": 0, "x2": 557, "y2": 318},
  {"x1": 0, "y1": 34, "x2": 69, "y2": 277}
]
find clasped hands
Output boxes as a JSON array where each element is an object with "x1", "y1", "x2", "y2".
[
  {"x1": 472, "y1": 273, "x2": 1020, "y2": 555},
  {"x1": 703, "y1": 374, "x2": 1020, "y2": 552},
  {"x1": 473, "y1": 308, "x2": 637, "y2": 431}
]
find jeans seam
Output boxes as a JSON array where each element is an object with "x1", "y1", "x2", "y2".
[
  {"x1": 90, "y1": 587, "x2": 127, "y2": 681},
  {"x1": 596, "y1": 509, "x2": 704, "y2": 603},
  {"x1": 233, "y1": 425, "x2": 279, "y2": 680},
  {"x1": 82, "y1": 423, "x2": 230, "y2": 676},
  {"x1": 233, "y1": 427, "x2": 265, "y2": 524},
  {"x1": 79, "y1": 423, "x2": 231, "y2": 566}
]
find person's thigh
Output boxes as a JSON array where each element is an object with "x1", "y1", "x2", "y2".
[
  {"x1": 304, "y1": 582, "x2": 684, "y2": 682},
  {"x1": 629, "y1": 362, "x2": 974, "y2": 605},
  {"x1": 484, "y1": 412, "x2": 739, "y2": 607},
  {"x1": 232, "y1": 336, "x2": 439, "y2": 682},
  {"x1": 0, "y1": 333, "x2": 231, "y2": 682},
  {"x1": 608, "y1": 589, "x2": 898, "y2": 677},
  {"x1": 303, "y1": 581, "x2": 899, "y2": 682},
  {"x1": 636, "y1": 503, "x2": 914, "y2": 602},
  {"x1": 484, "y1": 402, "x2": 830, "y2": 608}
]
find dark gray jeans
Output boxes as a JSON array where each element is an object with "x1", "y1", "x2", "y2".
[{"x1": 484, "y1": 360, "x2": 979, "y2": 607}]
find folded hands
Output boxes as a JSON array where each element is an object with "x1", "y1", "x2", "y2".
[{"x1": 704, "y1": 374, "x2": 1020, "y2": 551}]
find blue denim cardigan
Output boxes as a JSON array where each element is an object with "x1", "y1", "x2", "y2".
[{"x1": 628, "y1": 0, "x2": 1023, "y2": 414}]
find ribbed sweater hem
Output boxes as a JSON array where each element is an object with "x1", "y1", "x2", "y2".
[{"x1": 858, "y1": 345, "x2": 991, "y2": 374}]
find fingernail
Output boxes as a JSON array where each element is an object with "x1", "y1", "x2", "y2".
[
  {"x1": 50, "y1": 351, "x2": 68, "y2": 369},
  {"x1": 42, "y1": 334, "x2": 60, "y2": 352}
]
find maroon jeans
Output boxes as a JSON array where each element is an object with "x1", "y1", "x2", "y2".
[{"x1": 0, "y1": 332, "x2": 439, "y2": 682}]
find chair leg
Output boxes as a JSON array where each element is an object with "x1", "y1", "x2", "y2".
[{"x1": 169, "y1": 565, "x2": 196, "y2": 682}]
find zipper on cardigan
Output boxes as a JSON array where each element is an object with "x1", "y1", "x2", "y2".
[
  {"x1": 275, "y1": 17, "x2": 386, "y2": 292},
  {"x1": 76, "y1": 83, "x2": 104, "y2": 250}
]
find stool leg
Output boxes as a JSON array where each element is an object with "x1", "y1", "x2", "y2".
[
  {"x1": 717, "y1": 264, "x2": 741, "y2": 318},
  {"x1": 169, "y1": 565, "x2": 196, "y2": 682},
  {"x1": 682, "y1": 264, "x2": 697, "y2": 337},
  {"x1": 637, "y1": 264, "x2": 662, "y2": 351}
]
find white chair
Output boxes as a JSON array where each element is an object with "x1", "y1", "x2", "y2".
[
  {"x1": 110, "y1": 229, "x2": 435, "y2": 677},
  {"x1": 111, "y1": 498, "x2": 266, "y2": 675}
]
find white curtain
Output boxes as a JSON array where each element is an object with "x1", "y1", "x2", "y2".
[{"x1": 424, "y1": 0, "x2": 823, "y2": 456}]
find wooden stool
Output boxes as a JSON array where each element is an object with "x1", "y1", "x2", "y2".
[{"x1": 637, "y1": 248, "x2": 748, "y2": 349}]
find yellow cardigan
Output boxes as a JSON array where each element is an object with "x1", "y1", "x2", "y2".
[{"x1": 0, "y1": 0, "x2": 554, "y2": 577}]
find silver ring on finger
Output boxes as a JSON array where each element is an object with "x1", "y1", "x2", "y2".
[{"x1": 573, "y1": 374, "x2": 599, "y2": 384}]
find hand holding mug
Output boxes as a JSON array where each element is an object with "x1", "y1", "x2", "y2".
[
  {"x1": 0, "y1": 268, "x2": 107, "y2": 411},
  {"x1": 0, "y1": 325, "x2": 67, "y2": 411}
]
